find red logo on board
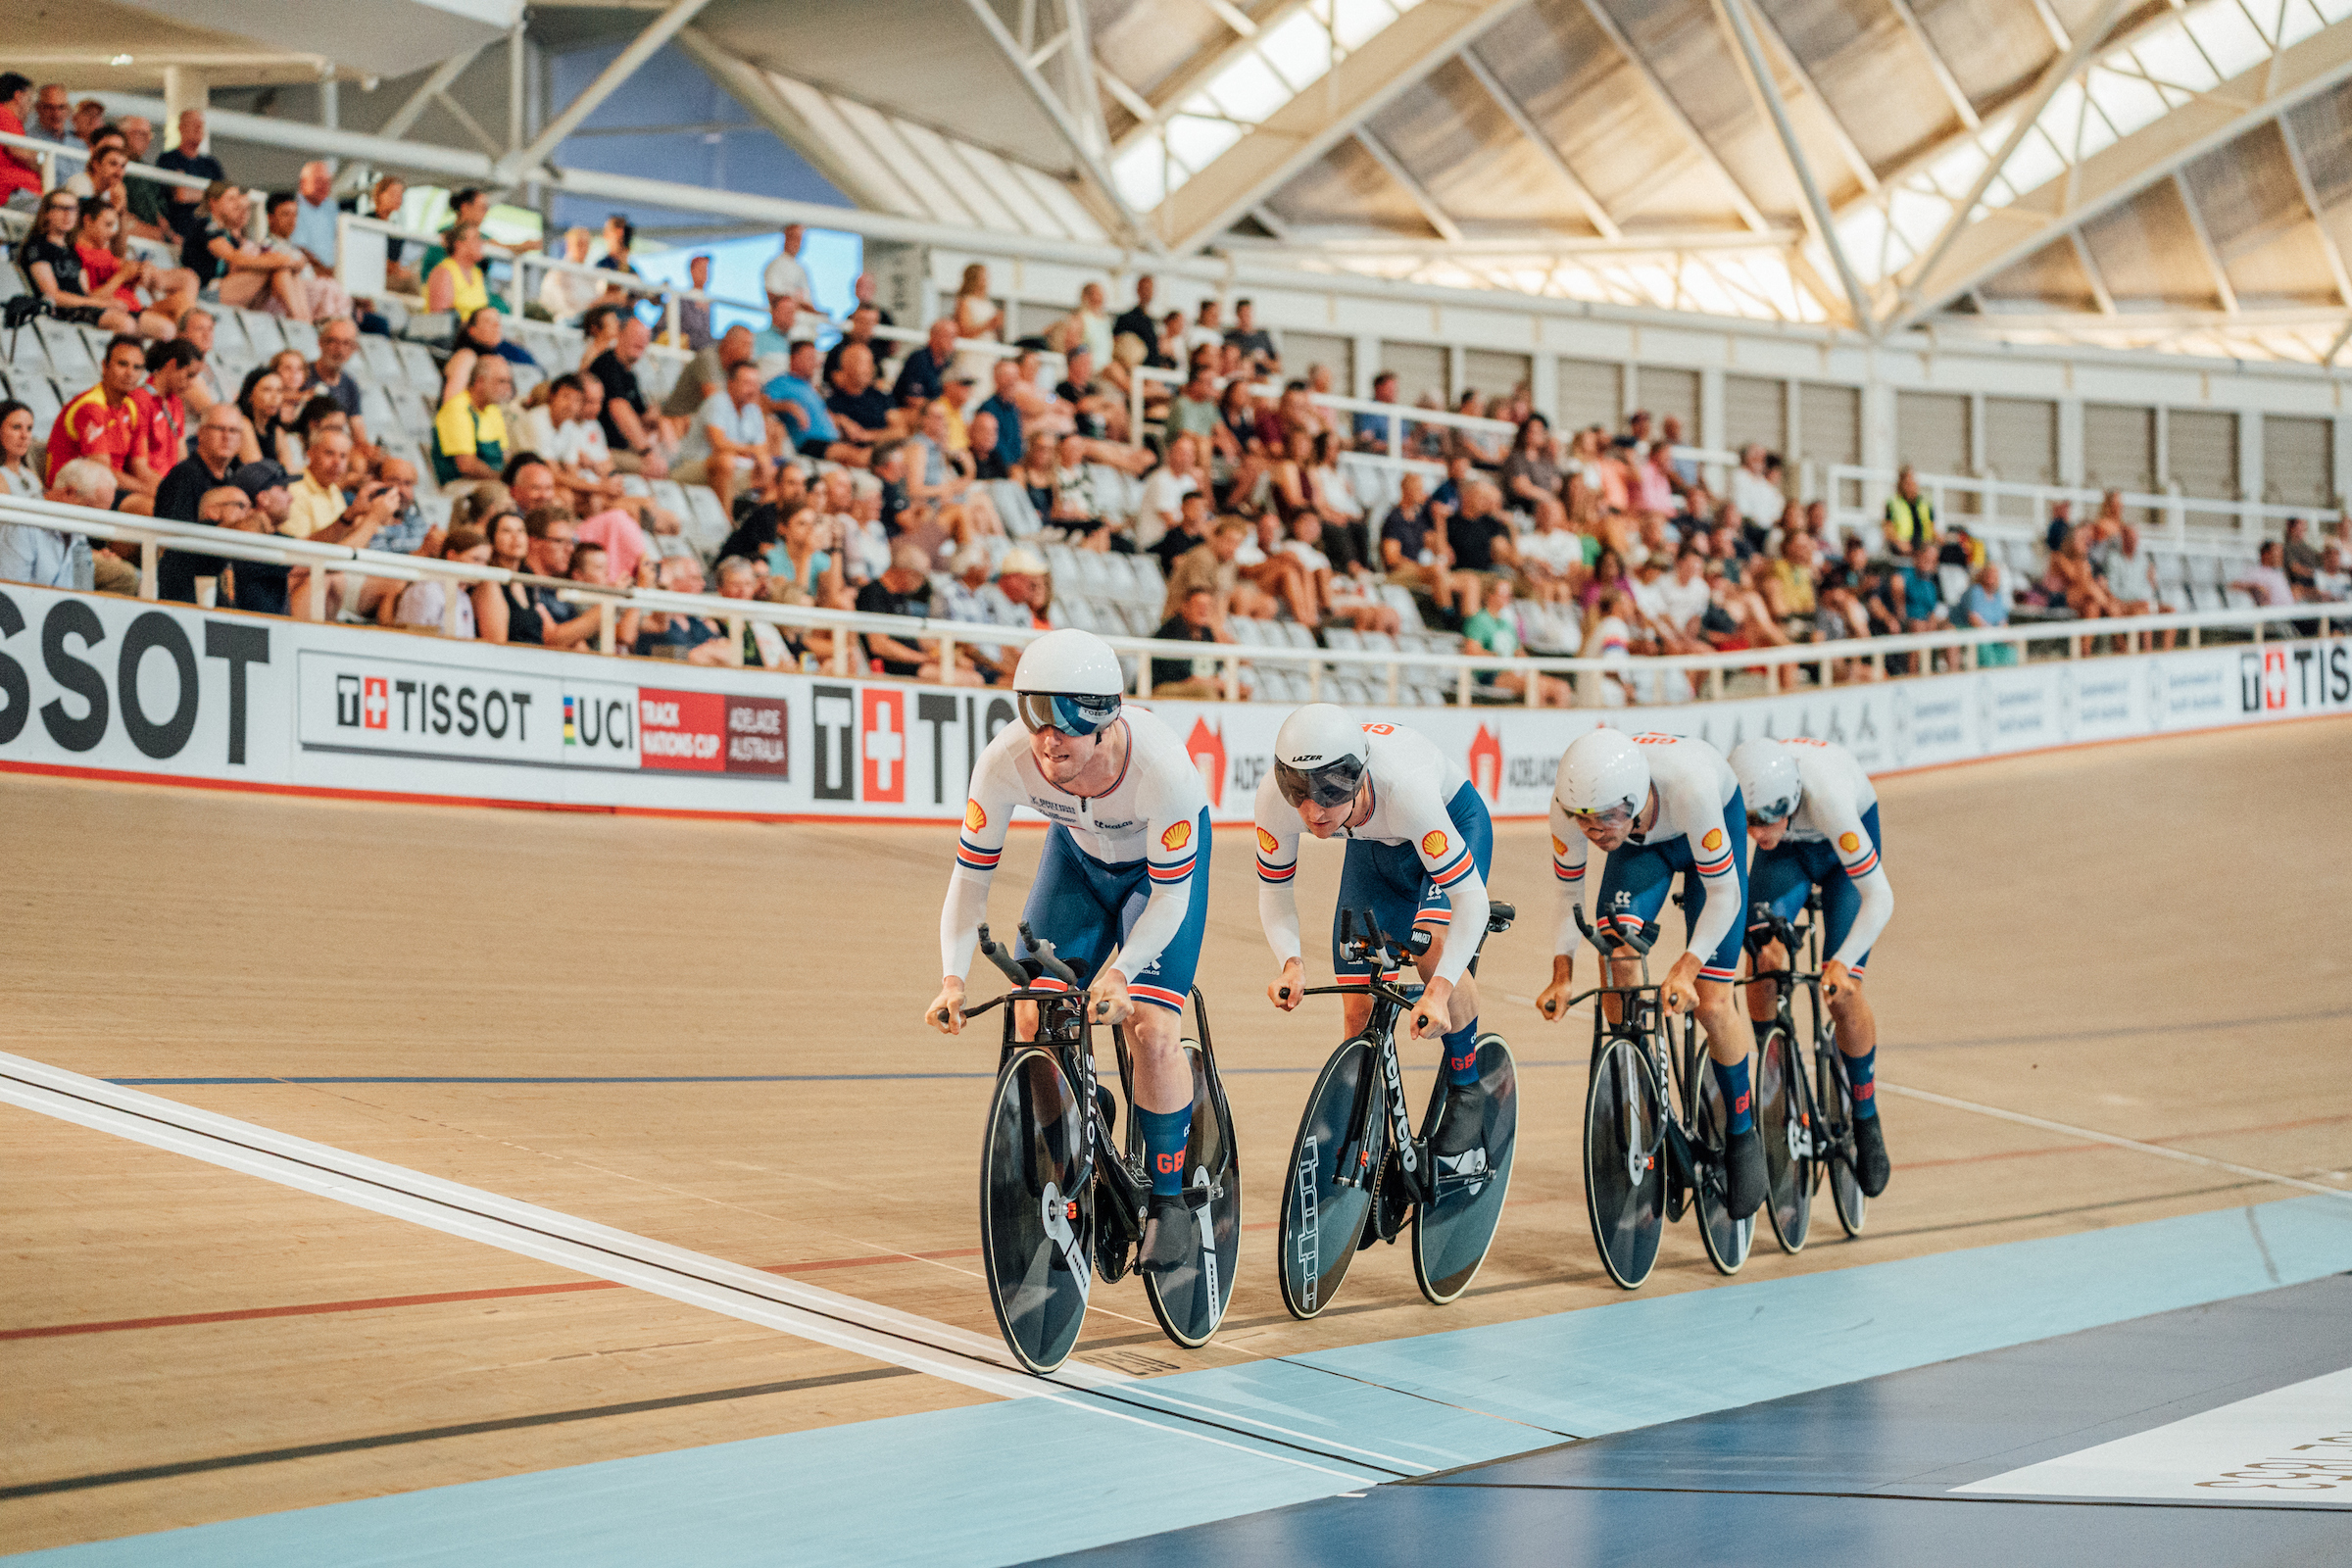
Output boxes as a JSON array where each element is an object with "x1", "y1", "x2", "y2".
[
  {"x1": 638, "y1": 689, "x2": 725, "y2": 771},
  {"x1": 1186, "y1": 716, "x2": 1227, "y2": 807},
  {"x1": 860, "y1": 688, "x2": 906, "y2": 802},
  {"x1": 1467, "y1": 724, "x2": 1502, "y2": 802}
]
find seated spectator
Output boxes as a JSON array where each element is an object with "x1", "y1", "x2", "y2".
[
  {"x1": 857, "y1": 543, "x2": 984, "y2": 684},
  {"x1": 1647, "y1": 546, "x2": 1713, "y2": 652},
  {"x1": 1236, "y1": 513, "x2": 1315, "y2": 624},
  {"x1": 538, "y1": 225, "x2": 602, "y2": 321},
  {"x1": 822, "y1": 304, "x2": 885, "y2": 386},
  {"x1": 1463, "y1": 577, "x2": 1570, "y2": 706},
  {"x1": 432, "y1": 358, "x2": 514, "y2": 493},
  {"x1": 1763, "y1": 533, "x2": 1818, "y2": 633},
  {"x1": 1165, "y1": 363, "x2": 1222, "y2": 453},
  {"x1": 1047, "y1": 432, "x2": 1116, "y2": 548},
  {"x1": 1302, "y1": 431, "x2": 1369, "y2": 572},
  {"x1": 20, "y1": 192, "x2": 153, "y2": 338},
  {"x1": 749, "y1": 293, "x2": 801, "y2": 371},
  {"x1": 0, "y1": 75, "x2": 43, "y2": 212},
  {"x1": 0, "y1": 400, "x2": 38, "y2": 501},
  {"x1": 72, "y1": 160, "x2": 195, "y2": 321},
  {"x1": 977, "y1": 358, "x2": 1027, "y2": 475},
  {"x1": 2231, "y1": 540, "x2": 2297, "y2": 608},
  {"x1": 576, "y1": 302, "x2": 624, "y2": 372},
  {"x1": 391, "y1": 525, "x2": 493, "y2": 636},
  {"x1": 1351, "y1": 370, "x2": 1400, "y2": 455},
  {"x1": 440, "y1": 308, "x2": 538, "y2": 407},
  {"x1": 1224, "y1": 297, "x2": 1276, "y2": 370},
  {"x1": 2311, "y1": 543, "x2": 2348, "y2": 601},
  {"x1": 469, "y1": 510, "x2": 539, "y2": 646},
  {"x1": 1289, "y1": 514, "x2": 1396, "y2": 634},
  {"x1": 45, "y1": 334, "x2": 152, "y2": 514},
  {"x1": 181, "y1": 184, "x2": 310, "y2": 319},
  {"x1": 1163, "y1": 515, "x2": 1250, "y2": 623},
  {"x1": 1152, "y1": 489, "x2": 1213, "y2": 575},
  {"x1": 1516, "y1": 496, "x2": 1592, "y2": 608},
  {"x1": 1141, "y1": 434, "x2": 1202, "y2": 546},
  {"x1": 1380, "y1": 473, "x2": 1467, "y2": 620},
  {"x1": 524, "y1": 372, "x2": 617, "y2": 509},
  {"x1": 764, "y1": 502, "x2": 845, "y2": 603},
  {"x1": 767, "y1": 340, "x2": 863, "y2": 466},
  {"x1": 893, "y1": 318, "x2": 961, "y2": 412},
  {"x1": 906, "y1": 400, "x2": 999, "y2": 538},
  {"x1": 932, "y1": 547, "x2": 1012, "y2": 683},
  {"x1": 1581, "y1": 585, "x2": 1639, "y2": 705},
  {"x1": 674, "y1": 360, "x2": 779, "y2": 514},
  {"x1": 152, "y1": 109, "x2": 222, "y2": 238},
  {"x1": 1960, "y1": 562, "x2": 2015, "y2": 665},
  {"x1": 1894, "y1": 539, "x2": 1950, "y2": 629},
  {"x1": 840, "y1": 475, "x2": 893, "y2": 584},
  {"x1": 1446, "y1": 480, "x2": 1519, "y2": 590},
  {"x1": 2282, "y1": 516, "x2": 2323, "y2": 593},
  {"x1": 1882, "y1": 466, "x2": 1936, "y2": 557},
  {"x1": 1500, "y1": 416, "x2": 1560, "y2": 511},
  {"x1": 2, "y1": 452, "x2": 112, "y2": 587},
  {"x1": 511, "y1": 506, "x2": 598, "y2": 650},
  {"x1": 123, "y1": 339, "x2": 200, "y2": 508},
  {"x1": 1152, "y1": 585, "x2": 1242, "y2": 698},
  {"x1": 233, "y1": 365, "x2": 303, "y2": 470},
  {"x1": 424, "y1": 222, "x2": 493, "y2": 317},
  {"x1": 662, "y1": 321, "x2": 756, "y2": 423},
  {"x1": 292, "y1": 318, "x2": 373, "y2": 457},
  {"x1": 259, "y1": 191, "x2": 351, "y2": 320},
  {"x1": 968, "y1": 409, "x2": 1009, "y2": 480},
  {"x1": 825, "y1": 341, "x2": 895, "y2": 449},
  {"x1": 985, "y1": 546, "x2": 1053, "y2": 634},
  {"x1": 222, "y1": 463, "x2": 298, "y2": 614},
  {"x1": 2045, "y1": 527, "x2": 2120, "y2": 619}
]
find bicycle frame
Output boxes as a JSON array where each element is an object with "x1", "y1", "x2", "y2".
[
  {"x1": 1564, "y1": 906, "x2": 1711, "y2": 1202},
  {"x1": 965, "y1": 923, "x2": 1151, "y2": 1250},
  {"x1": 1745, "y1": 889, "x2": 1856, "y2": 1173}
]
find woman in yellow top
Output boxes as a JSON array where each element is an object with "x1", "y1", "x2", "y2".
[{"x1": 425, "y1": 223, "x2": 490, "y2": 316}]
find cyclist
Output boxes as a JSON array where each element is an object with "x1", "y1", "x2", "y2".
[
  {"x1": 1257, "y1": 705, "x2": 1494, "y2": 1159},
  {"x1": 1536, "y1": 728, "x2": 1767, "y2": 1218},
  {"x1": 1730, "y1": 737, "x2": 1893, "y2": 1197},
  {"x1": 926, "y1": 629, "x2": 1213, "y2": 1273}
]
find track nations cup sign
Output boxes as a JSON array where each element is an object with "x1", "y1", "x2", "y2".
[{"x1": 0, "y1": 584, "x2": 2345, "y2": 821}]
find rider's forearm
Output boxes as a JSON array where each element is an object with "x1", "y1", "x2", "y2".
[
  {"x1": 1257, "y1": 881, "x2": 1302, "y2": 966},
  {"x1": 1834, "y1": 868, "x2": 1893, "y2": 970},
  {"x1": 1553, "y1": 884, "x2": 1586, "y2": 960},
  {"x1": 1429, "y1": 876, "x2": 1490, "y2": 988},
  {"x1": 1684, "y1": 872, "x2": 1740, "y2": 971},
  {"x1": 938, "y1": 869, "x2": 991, "y2": 982}
]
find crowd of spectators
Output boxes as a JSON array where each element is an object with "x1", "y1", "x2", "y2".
[{"x1": 4, "y1": 102, "x2": 2346, "y2": 692}]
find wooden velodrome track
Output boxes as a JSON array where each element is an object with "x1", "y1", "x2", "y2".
[{"x1": 2, "y1": 716, "x2": 2347, "y2": 1554}]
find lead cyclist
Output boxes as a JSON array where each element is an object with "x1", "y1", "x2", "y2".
[
  {"x1": 1729, "y1": 737, "x2": 1893, "y2": 1198},
  {"x1": 926, "y1": 629, "x2": 1214, "y2": 1273}
]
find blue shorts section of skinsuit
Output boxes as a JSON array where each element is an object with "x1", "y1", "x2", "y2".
[
  {"x1": 1749, "y1": 803, "x2": 1883, "y2": 975},
  {"x1": 1594, "y1": 785, "x2": 1749, "y2": 982},
  {"x1": 1329, "y1": 780, "x2": 1493, "y2": 979},
  {"x1": 1017, "y1": 807, "x2": 1211, "y2": 1012}
]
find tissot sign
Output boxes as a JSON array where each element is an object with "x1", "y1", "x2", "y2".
[{"x1": 0, "y1": 585, "x2": 2341, "y2": 819}]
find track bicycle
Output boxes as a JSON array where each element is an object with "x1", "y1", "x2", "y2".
[
  {"x1": 1746, "y1": 889, "x2": 1869, "y2": 1250},
  {"x1": 1570, "y1": 902, "x2": 1753, "y2": 1289},
  {"x1": 1276, "y1": 902, "x2": 1519, "y2": 1319},
  {"x1": 962, "y1": 921, "x2": 1240, "y2": 1376}
]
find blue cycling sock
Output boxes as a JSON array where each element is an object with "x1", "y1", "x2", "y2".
[
  {"x1": 1442, "y1": 1020, "x2": 1482, "y2": 1086},
  {"x1": 1712, "y1": 1055, "x2": 1754, "y2": 1136},
  {"x1": 1138, "y1": 1104, "x2": 1194, "y2": 1197},
  {"x1": 1844, "y1": 1047, "x2": 1879, "y2": 1120}
]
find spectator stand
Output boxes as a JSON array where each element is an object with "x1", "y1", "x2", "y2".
[
  {"x1": 1824, "y1": 463, "x2": 2323, "y2": 616},
  {"x1": 7, "y1": 494, "x2": 2337, "y2": 708}
]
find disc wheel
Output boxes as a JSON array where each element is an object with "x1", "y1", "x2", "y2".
[
  {"x1": 1277, "y1": 1038, "x2": 1378, "y2": 1320},
  {"x1": 1820, "y1": 1041, "x2": 1869, "y2": 1238},
  {"x1": 978, "y1": 1047, "x2": 1093, "y2": 1375},
  {"x1": 1411, "y1": 1034, "x2": 1518, "y2": 1305},
  {"x1": 1142, "y1": 1041, "x2": 1242, "y2": 1349},
  {"x1": 1583, "y1": 1037, "x2": 1665, "y2": 1290},
  {"x1": 1755, "y1": 1023, "x2": 1813, "y2": 1254},
  {"x1": 1691, "y1": 1060, "x2": 1755, "y2": 1276}
]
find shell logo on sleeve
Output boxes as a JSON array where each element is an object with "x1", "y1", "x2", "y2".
[
  {"x1": 1551, "y1": 835, "x2": 1568, "y2": 857},
  {"x1": 1161, "y1": 820, "x2": 1192, "y2": 853},
  {"x1": 1838, "y1": 831, "x2": 1861, "y2": 853},
  {"x1": 1701, "y1": 828, "x2": 1725, "y2": 852},
  {"x1": 1256, "y1": 826, "x2": 1280, "y2": 855},
  {"x1": 1422, "y1": 830, "x2": 1449, "y2": 858},
  {"x1": 964, "y1": 800, "x2": 987, "y2": 832}
]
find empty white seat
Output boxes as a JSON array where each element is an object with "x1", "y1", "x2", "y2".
[
  {"x1": 396, "y1": 341, "x2": 441, "y2": 388},
  {"x1": 35, "y1": 319, "x2": 95, "y2": 385},
  {"x1": 359, "y1": 335, "x2": 406, "y2": 383},
  {"x1": 278, "y1": 319, "x2": 319, "y2": 358},
  {"x1": 239, "y1": 311, "x2": 288, "y2": 355}
]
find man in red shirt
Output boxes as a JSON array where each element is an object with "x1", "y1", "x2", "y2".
[
  {"x1": 0, "y1": 74, "x2": 40, "y2": 209},
  {"x1": 46, "y1": 335, "x2": 156, "y2": 514},
  {"x1": 125, "y1": 340, "x2": 203, "y2": 513}
]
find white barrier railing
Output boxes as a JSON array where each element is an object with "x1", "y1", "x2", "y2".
[
  {"x1": 1825, "y1": 463, "x2": 2330, "y2": 552},
  {"x1": 9, "y1": 494, "x2": 2340, "y2": 710},
  {"x1": 0, "y1": 128, "x2": 211, "y2": 197}
]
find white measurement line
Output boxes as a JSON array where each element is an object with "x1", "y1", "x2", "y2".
[{"x1": 1878, "y1": 1083, "x2": 2352, "y2": 1201}]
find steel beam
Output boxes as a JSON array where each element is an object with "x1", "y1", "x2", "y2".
[
  {"x1": 1352, "y1": 130, "x2": 1464, "y2": 243},
  {"x1": 955, "y1": 0, "x2": 1154, "y2": 249},
  {"x1": 1575, "y1": 0, "x2": 1773, "y2": 233},
  {"x1": 501, "y1": 0, "x2": 715, "y2": 180},
  {"x1": 1456, "y1": 47, "x2": 1619, "y2": 239}
]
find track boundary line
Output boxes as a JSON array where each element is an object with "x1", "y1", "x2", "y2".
[{"x1": 0, "y1": 1051, "x2": 1392, "y2": 1486}]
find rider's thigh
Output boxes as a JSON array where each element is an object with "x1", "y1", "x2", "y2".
[
  {"x1": 1341, "y1": 993, "x2": 1373, "y2": 1039},
  {"x1": 1127, "y1": 1001, "x2": 1184, "y2": 1060}
]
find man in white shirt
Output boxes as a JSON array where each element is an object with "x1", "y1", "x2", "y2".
[
  {"x1": 673, "y1": 360, "x2": 778, "y2": 514},
  {"x1": 2315, "y1": 544, "x2": 2349, "y2": 601},
  {"x1": 2231, "y1": 540, "x2": 2296, "y2": 608},
  {"x1": 1729, "y1": 443, "x2": 1785, "y2": 532},
  {"x1": 1654, "y1": 545, "x2": 1713, "y2": 641},
  {"x1": 761, "y1": 223, "x2": 810, "y2": 307},
  {"x1": 1140, "y1": 434, "x2": 1200, "y2": 546}
]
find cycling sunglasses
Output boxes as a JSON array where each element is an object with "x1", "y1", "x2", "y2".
[
  {"x1": 1017, "y1": 691, "x2": 1121, "y2": 738},
  {"x1": 1274, "y1": 757, "x2": 1365, "y2": 809}
]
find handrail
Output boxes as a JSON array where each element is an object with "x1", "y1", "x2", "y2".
[
  {"x1": 13, "y1": 495, "x2": 2335, "y2": 702},
  {"x1": 1825, "y1": 461, "x2": 2327, "y2": 548},
  {"x1": 0, "y1": 128, "x2": 212, "y2": 194}
]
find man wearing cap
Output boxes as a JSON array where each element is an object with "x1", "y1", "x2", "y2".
[
  {"x1": 981, "y1": 546, "x2": 1053, "y2": 644},
  {"x1": 224, "y1": 462, "x2": 297, "y2": 615}
]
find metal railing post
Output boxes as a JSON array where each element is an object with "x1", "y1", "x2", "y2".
[
  {"x1": 599, "y1": 600, "x2": 616, "y2": 656},
  {"x1": 138, "y1": 540, "x2": 158, "y2": 600},
  {"x1": 444, "y1": 581, "x2": 465, "y2": 638},
  {"x1": 1457, "y1": 664, "x2": 1472, "y2": 708},
  {"x1": 1223, "y1": 653, "x2": 1240, "y2": 703}
]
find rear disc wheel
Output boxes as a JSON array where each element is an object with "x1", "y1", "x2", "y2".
[
  {"x1": 1583, "y1": 1038, "x2": 1664, "y2": 1290},
  {"x1": 1411, "y1": 1034, "x2": 1518, "y2": 1305},
  {"x1": 979, "y1": 1047, "x2": 1093, "y2": 1375},
  {"x1": 1142, "y1": 1041, "x2": 1242, "y2": 1349},
  {"x1": 1277, "y1": 1038, "x2": 1377, "y2": 1319}
]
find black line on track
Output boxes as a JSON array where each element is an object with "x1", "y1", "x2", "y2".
[{"x1": 0, "y1": 1367, "x2": 917, "y2": 1498}]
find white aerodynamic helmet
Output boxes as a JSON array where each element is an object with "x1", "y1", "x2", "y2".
[
  {"x1": 1729, "y1": 738, "x2": 1802, "y2": 825},
  {"x1": 1555, "y1": 729, "x2": 1649, "y2": 821},
  {"x1": 1012, "y1": 628, "x2": 1124, "y2": 736},
  {"x1": 1274, "y1": 703, "x2": 1370, "y2": 808}
]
